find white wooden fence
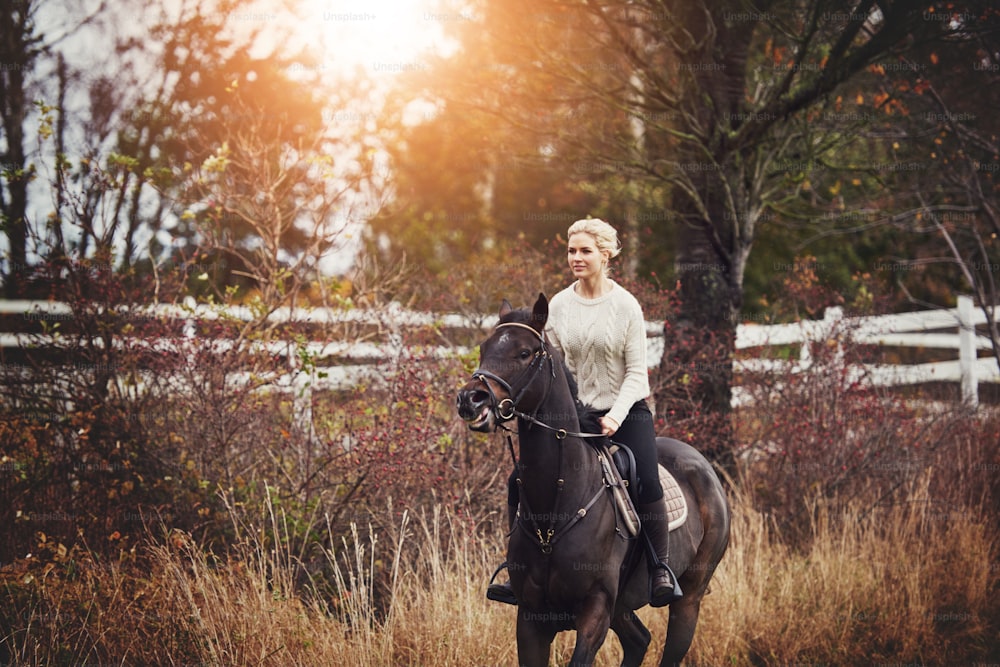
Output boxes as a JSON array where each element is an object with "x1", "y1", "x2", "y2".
[
  {"x1": 3, "y1": 294, "x2": 998, "y2": 408},
  {"x1": 731, "y1": 295, "x2": 999, "y2": 407}
]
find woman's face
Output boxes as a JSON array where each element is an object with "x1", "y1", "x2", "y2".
[{"x1": 567, "y1": 232, "x2": 607, "y2": 281}]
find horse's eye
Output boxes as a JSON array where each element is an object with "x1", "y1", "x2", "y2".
[{"x1": 519, "y1": 349, "x2": 532, "y2": 360}]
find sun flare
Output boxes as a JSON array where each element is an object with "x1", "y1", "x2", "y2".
[{"x1": 280, "y1": 0, "x2": 456, "y2": 80}]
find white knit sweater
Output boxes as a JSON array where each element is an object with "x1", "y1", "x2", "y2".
[{"x1": 546, "y1": 280, "x2": 650, "y2": 428}]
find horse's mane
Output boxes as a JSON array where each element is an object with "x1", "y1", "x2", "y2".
[{"x1": 499, "y1": 307, "x2": 604, "y2": 436}]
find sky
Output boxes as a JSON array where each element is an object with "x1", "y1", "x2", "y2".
[{"x1": 249, "y1": 0, "x2": 459, "y2": 83}]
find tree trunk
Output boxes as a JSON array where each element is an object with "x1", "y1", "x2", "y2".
[
  {"x1": 665, "y1": 171, "x2": 739, "y2": 468},
  {"x1": 0, "y1": 0, "x2": 33, "y2": 297},
  {"x1": 654, "y1": 0, "x2": 759, "y2": 468}
]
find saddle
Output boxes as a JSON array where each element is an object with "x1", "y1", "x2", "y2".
[{"x1": 594, "y1": 441, "x2": 688, "y2": 538}]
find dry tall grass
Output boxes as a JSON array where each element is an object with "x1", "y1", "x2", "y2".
[
  {"x1": 693, "y1": 475, "x2": 998, "y2": 666},
  {"x1": 3, "y1": 478, "x2": 997, "y2": 667}
]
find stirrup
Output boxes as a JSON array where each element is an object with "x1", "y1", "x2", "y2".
[
  {"x1": 486, "y1": 561, "x2": 518, "y2": 605},
  {"x1": 649, "y1": 563, "x2": 683, "y2": 608}
]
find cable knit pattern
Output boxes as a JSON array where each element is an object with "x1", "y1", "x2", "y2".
[{"x1": 546, "y1": 281, "x2": 650, "y2": 428}]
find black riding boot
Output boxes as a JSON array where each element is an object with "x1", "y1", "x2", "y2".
[
  {"x1": 637, "y1": 499, "x2": 683, "y2": 607},
  {"x1": 486, "y1": 504, "x2": 518, "y2": 605}
]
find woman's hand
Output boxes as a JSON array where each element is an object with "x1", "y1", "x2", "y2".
[{"x1": 599, "y1": 416, "x2": 619, "y2": 436}]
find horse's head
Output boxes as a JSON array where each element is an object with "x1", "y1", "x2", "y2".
[{"x1": 456, "y1": 293, "x2": 553, "y2": 432}]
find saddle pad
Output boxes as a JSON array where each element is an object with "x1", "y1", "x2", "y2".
[
  {"x1": 598, "y1": 444, "x2": 688, "y2": 535},
  {"x1": 660, "y1": 465, "x2": 688, "y2": 531}
]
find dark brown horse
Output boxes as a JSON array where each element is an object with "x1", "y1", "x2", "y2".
[{"x1": 456, "y1": 294, "x2": 730, "y2": 667}]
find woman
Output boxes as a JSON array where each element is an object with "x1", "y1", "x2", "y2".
[{"x1": 488, "y1": 217, "x2": 681, "y2": 608}]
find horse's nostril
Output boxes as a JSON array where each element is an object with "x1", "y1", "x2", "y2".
[{"x1": 457, "y1": 389, "x2": 485, "y2": 413}]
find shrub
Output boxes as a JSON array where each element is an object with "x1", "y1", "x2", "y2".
[
  {"x1": 2, "y1": 253, "x2": 998, "y2": 665},
  {"x1": 735, "y1": 312, "x2": 1000, "y2": 547}
]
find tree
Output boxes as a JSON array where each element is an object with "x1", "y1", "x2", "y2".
[
  {"x1": 0, "y1": 0, "x2": 36, "y2": 296},
  {"x1": 832, "y1": 10, "x2": 1000, "y2": 374},
  {"x1": 170, "y1": 89, "x2": 377, "y2": 323},
  {"x1": 369, "y1": 64, "x2": 609, "y2": 277},
  {"x1": 2, "y1": 0, "x2": 381, "y2": 310},
  {"x1": 59, "y1": 0, "x2": 332, "y2": 278},
  {"x1": 0, "y1": 0, "x2": 110, "y2": 295},
  {"x1": 411, "y1": 0, "x2": 998, "y2": 461}
]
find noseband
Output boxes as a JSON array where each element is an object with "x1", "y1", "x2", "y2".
[{"x1": 471, "y1": 322, "x2": 555, "y2": 426}]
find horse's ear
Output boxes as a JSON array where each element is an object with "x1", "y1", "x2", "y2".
[
  {"x1": 530, "y1": 293, "x2": 549, "y2": 332},
  {"x1": 499, "y1": 299, "x2": 514, "y2": 319}
]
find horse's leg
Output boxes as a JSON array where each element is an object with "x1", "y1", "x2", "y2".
[
  {"x1": 659, "y1": 595, "x2": 701, "y2": 667},
  {"x1": 567, "y1": 591, "x2": 614, "y2": 667},
  {"x1": 610, "y1": 609, "x2": 651, "y2": 667},
  {"x1": 516, "y1": 616, "x2": 555, "y2": 667}
]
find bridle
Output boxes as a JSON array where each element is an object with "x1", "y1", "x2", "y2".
[
  {"x1": 471, "y1": 321, "x2": 606, "y2": 440},
  {"x1": 469, "y1": 320, "x2": 616, "y2": 554},
  {"x1": 471, "y1": 321, "x2": 556, "y2": 429}
]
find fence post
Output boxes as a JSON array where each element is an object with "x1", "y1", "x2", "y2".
[
  {"x1": 290, "y1": 341, "x2": 316, "y2": 443},
  {"x1": 824, "y1": 306, "x2": 845, "y2": 367},
  {"x1": 958, "y1": 294, "x2": 978, "y2": 407}
]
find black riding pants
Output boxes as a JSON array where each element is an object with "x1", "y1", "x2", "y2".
[{"x1": 506, "y1": 399, "x2": 664, "y2": 506}]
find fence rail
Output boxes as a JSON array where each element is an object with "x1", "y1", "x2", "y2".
[
  {"x1": 733, "y1": 295, "x2": 1000, "y2": 406},
  {"x1": 2, "y1": 295, "x2": 998, "y2": 407}
]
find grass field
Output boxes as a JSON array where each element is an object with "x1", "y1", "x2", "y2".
[{"x1": 3, "y1": 476, "x2": 997, "y2": 667}]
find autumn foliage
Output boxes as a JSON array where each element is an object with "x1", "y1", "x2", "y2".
[{"x1": 0, "y1": 252, "x2": 998, "y2": 665}]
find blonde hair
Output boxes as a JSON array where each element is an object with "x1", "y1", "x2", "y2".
[{"x1": 567, "y1": 218, "x2": 621, "y2": 275}]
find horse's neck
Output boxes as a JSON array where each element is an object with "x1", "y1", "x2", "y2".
[{"x1": 516, "y1": 396, "x2": 599, "y2": 512}]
